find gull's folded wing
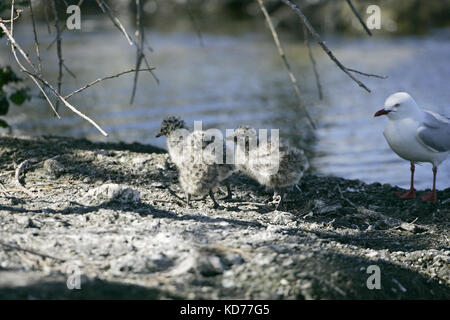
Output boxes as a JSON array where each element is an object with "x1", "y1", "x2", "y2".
[{"x1": 417, "y1": 111, "x2": 450, "y2": 152}]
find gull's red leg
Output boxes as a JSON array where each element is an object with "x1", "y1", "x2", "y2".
[
  {"x1": 395, "y1": 162, "x2": 416, "y2": 199},
  {"x1": 421, "y1": 166, "x2": 437, "y2": 204}
]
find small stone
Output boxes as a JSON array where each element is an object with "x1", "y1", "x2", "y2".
[
  {"x1": 83, "y1": 177, "x2": 92, "y2": 183},
  {"x1": 222, "y1": 278, "x2": 235, "y2": 288},
  {"x1": 317, "y1": 203, "x2": 342, "y2": 215},
  {"x1": 198, "y1": 255, "x2": 226, "y2": 277},
  {"x1": 150, "y1": 182, "x2": 164, "y2": 189},
  {"x1": 366, "y1": 250, "x2": 379, "y2": 258},
  {"x1": 80, "y1": 184, "x2": 140, "y2": 206},
  {"x1": 43, "y1": 159, "x2": 64, "y2": 178},
  {"x1": 16, "y1": 216, "x2": 31, "y2": 227}
]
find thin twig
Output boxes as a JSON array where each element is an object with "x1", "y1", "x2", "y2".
[
  {"x1": 280, "y1": 0, "x2": 372, "y2": 93},
  {"x1": 43, "y1": 0, "x2": 52, "y2": 34},
  {"x1": 0, "y1": 240, "x2": 66, "y2": 262},
  {"x1": 1, "y1": 27, "x2": 107, "y2": 136},
  {"x1": 95, "y1": 0, "x2": 158, "y2": 88},
  {"x1": 335, "y1": 184, "x2": 423, "y2": 229},
  {"x1": 96, "y1": 0, "x2": 133, "y2": 45},
  {"x1": 64, "y1": 68, "x2": 155, "y2": 99},
  {"x1": 0, "y1": 155, "x2": 60, "y2": 178},
  {"x1": 2, "y1": 1, "x2": 107, "y2": 136},
  {"x1": 23, "y1": 69, "x2": 109, "y2": 136},
  {"x1": 29, "y1": 0, "x2": 42, "y2": 74},
  {"x1": 1, "y1": 1, "x2": 59, "y2": 118},
  {"x1": 345, "y1": 0, "x2": 372, "y2": 36},
  {"x1": 130, "y1": 0, "x2": 145, "y2": 104},
  {"x1": 51, "y1": 0, "x2": 63, "y2": 111},
  {"x1": 186, "y1": 0, "x2": 205, "y2": 47},
  {"x1": 0, "y1": 22, "x2": 60, "y2": 118},
  {"x1": 346, "y1": 67, "x2": 388, "y2": 79},
  {"x1": 0, "y1": 8, "x2": 22, "y2": 23},
  {"x1": 47, "y1": 0, "x2": 84, "y2": 50},
  {"x1": 303, "y1": 26, "x2": 323, "y2": 100},
  {"x1": 230, "y1": 200, "x2": 270, "y2": 208},
  {"x1": 46, "y1": 24, "x2": 66, "y2": 50},
  {"x1": 257, "y1": 0, "x2": 316, "y2": 129},
  {"x1": 14, "y1": 159, "x2": 35, "y2": 197},
  {"x1": 63, "y1": 62, "x2": 76, "y2": 79}
]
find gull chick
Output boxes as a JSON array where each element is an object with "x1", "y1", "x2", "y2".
[
  {"x1": 228, "y1": 126, "x2": 309, "y2": 209},
  {"x1": 156, "y1": 116, "x2": 189, "y2": 168},
  {"x1": 374, "y1": 92, "x2": 450, "y2": 204},
  {"x1": 178, "y1": 130, "x2": 225, "y2": 208},
  {"x1": 156, "y1": 117, "x2": 234, "y2": 208}
]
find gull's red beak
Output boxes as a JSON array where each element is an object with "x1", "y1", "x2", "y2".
[{"x1": 374, "y1": 108, "x2": 391, "y2": 117}]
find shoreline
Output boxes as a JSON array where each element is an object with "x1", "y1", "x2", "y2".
[{"x1": 0, "y1": 135, "x2": 448, "y2": 299}]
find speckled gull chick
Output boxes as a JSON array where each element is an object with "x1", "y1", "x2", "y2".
[
  {"x1": 228, "y1": 126, "x2": 309, "y2": 209},
  {"x1": 178, "y1": 130, "x2": 229, "y2": 208},
  {"x1": 155, "y1": 116, "x2": 189, "y2": 168},
  {"x1": 374, "y1": 92, "x2": 450, "y2": 204},
  {"x1": 156, "y1": 117, "x2": 235, "y2": 208}
]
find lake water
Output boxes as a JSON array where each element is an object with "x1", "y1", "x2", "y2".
[{"x1": 1, "y1": 17, "x2": 449, "y2": 190}]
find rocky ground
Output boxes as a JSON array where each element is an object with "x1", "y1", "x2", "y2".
[{"x1": 0, "y1": 135, "x2": 448, "y2": 299}]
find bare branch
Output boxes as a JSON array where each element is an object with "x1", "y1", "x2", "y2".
[
  {"x1": 130, "y1": 0, "x2": 145, "y2": 104},
  {"x1": 1, "y1": 10, "x2": 107, "y2": 136},
  {"x1": 46, "y1": 24, "x2": 66, "y2": 50},
  {"x1": 51, "y1": 0, "x2": 63, "y2": 111},
  {"x1": 47, "y1": 0, "x2": 84, "y2": 50},
  {"x1": 303, "y1": 26, "x2": 323, "y2": 100},
  {"x1": 256, "y1": 0, "x2": 316, "y2": 129},
  {"x1": 186, "y1": 0, "x2": 205, "y2": 47},
  {"x1": 43, "y1": 0, "x2": 51, "y2": 34},
  {"x1": 63, "y1": 62, "x2": 76, "y2": 79},
  {"x1": 346, "y1": 67, "x2": 388, "y2": 79},
  {"x1": 0, "y1": 240, "x2": 66, "y2": 262},
  {"x1": 29, "y1": 0, "x2": 42, "y2": 74},
  {"x1": 22, "y1": 69, "x2": 109, "y2": 136},
  {"x1": 15, "y1": 159, "x2": 35, "y2": 197},
  {"x1": 280, "y1": 0, "x2": 372, "y2": 93},
  {"x1": 0, "y1": 155, "x2": 60, "y2": 178},
  {"x1": 1, "y1": 2, "x2": 60, "y2": 118},
  {"x1": 96, "y1": 0, "x2": 133, "y2": 45},
  {"x1": 0, "y1": 8, "x2": 22, "y2": 23},
  {"x1": 95, "y1": 0, "x2": 158, "y2": 95},
  {"x1": 64, "y1": 68, "x2": 155, "y2": 99},
  {"x1": 345, "y1": 0, "x2": 372, "y2": 36}
]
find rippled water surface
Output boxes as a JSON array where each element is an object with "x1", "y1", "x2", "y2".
[{"x1": 1, "y1": 18, "x2": 449, "y2": 190}]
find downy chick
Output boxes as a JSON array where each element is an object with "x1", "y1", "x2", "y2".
[
  {"x1": 228, "y1": 125, "x2": 309, "y2": 209},
  {"x1": 178, "y1": 130, "x2": 224, "y2": 208},
  {"x1": 156, "y1": 117, "x2": 234, "y2": 207},
  {"x1": 155, "y1": 116, "x2": 189, "y2": 168}
]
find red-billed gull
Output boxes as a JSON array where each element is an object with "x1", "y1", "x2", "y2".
[{"x1": 374, "y1": 92, "x2": 450, "y2": 204}]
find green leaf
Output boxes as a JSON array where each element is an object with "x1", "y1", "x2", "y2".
[
  {"x1": 0, "y1": 66, "x2": 21, "y2": 87},
  {"x1": 0, "y1": 119, "x2": 9, "y2": 128},
  {"x1": 9, "y1": 88, "x2": 29, "y2": 105},
  {"x1": 0, "y1": 94, "x2": 10, "y2": 115}
]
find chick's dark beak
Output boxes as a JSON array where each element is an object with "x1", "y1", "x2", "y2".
[
  {"x1": 374, "y1": 108, "x2": 391, "y2": 117},
  {"x1": 155, "y1": 132, "x2": 163, "y2": 138}
]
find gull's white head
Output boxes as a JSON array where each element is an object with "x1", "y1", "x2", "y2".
[{"x1": 374, "y1": 92, "x2": 421, "y2": 120}]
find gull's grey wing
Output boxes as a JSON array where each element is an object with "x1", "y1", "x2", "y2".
[{"x1": 417, "y1": 110, "x2": 450, "y2": 152}]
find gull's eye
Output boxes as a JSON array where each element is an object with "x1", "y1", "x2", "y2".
[{"x1": 394, "y1": 103, "x2": 400, "y2": 107}]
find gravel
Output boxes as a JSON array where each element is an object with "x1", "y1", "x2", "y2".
[{"x1": 0, "y1": 135, "x2": 448, "y2": 299}]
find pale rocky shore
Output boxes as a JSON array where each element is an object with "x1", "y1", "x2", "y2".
[{"x1": 0, "y1": 135, "x2": 448, "y2": 299}]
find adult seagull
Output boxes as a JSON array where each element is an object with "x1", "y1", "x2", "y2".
[{"x1": 374, "y1": 92, "x2": 450, "y2": 204}]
